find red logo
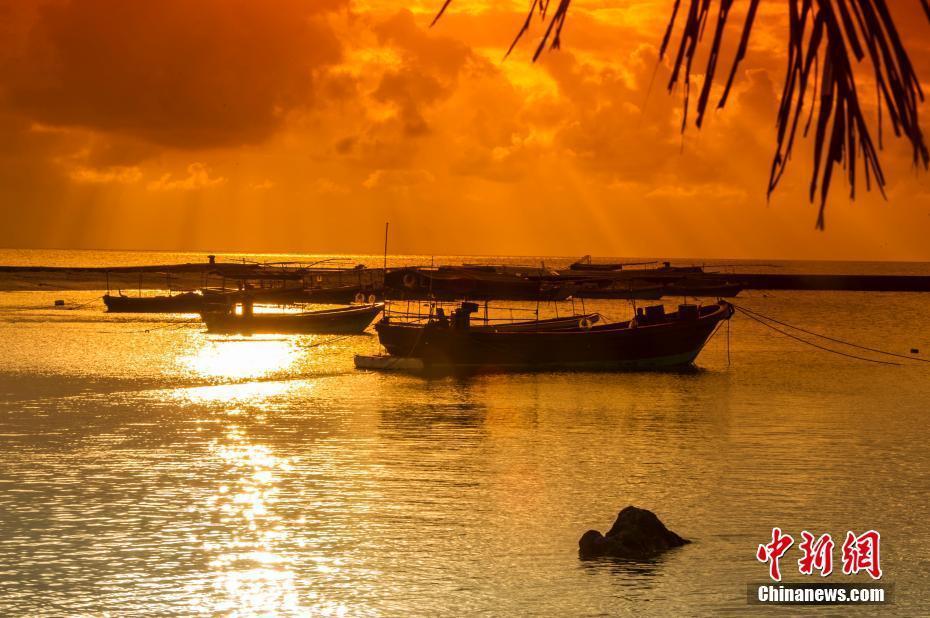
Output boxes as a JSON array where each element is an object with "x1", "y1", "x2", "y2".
[
  {"x1": 756, "y1": 527, "x2": 794, "y2": 582},
  {"x1": 797, "y1": 531, "x2": 834, "y2": 576},
  {"x1": 758, "y1": 528, "x2": 882, "y2": 581},
  {"x1": 842, "y1": 530, "x2": 882, "y2": 579}
]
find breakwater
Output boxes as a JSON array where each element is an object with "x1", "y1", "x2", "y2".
[{"x1": 734, "y1": 273, "x2": 930, "y2": 292}]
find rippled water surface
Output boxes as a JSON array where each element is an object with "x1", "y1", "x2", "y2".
[{"x1": 1, "y1": 251, "x2": 929, "y2": 616}]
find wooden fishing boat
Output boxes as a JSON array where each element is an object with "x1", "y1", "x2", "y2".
[
  {"x1": 201, "y1": 303, "x2": 383, "y2": 334},
  {"x1": 385, "y1": 267, "x2": 577, "y2": 301},
  {"x1": 569, "y1": 256, "x2": 627, "y2": 271},
  {"x1": 367, "y1": 300, "x2": 733, "y2": 372},
  {"x1": 103, "y1": 291, "x2": 214, "y2": 313},
  {"x1": 569, "y1": 257, "x2": 705, "y2": 274},
  {"x1": 300, "y1": 285, "x2": 380, "y2": 304}
]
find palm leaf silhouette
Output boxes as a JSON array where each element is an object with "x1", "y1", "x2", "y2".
[{"x1": 434, "y1": 1, "x2": 930, "y2": 229}]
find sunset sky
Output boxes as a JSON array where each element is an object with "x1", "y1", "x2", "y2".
[{"x1": 1, "y1": 0, "x2": 929, "y2": 260}]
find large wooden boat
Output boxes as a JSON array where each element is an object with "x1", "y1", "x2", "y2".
[
  {"x1": 201, "y1": 303, "x2": 383, "y2": 335},
  {"x1": 367, "y1": 300, "x2": 733, "y2": 371}
]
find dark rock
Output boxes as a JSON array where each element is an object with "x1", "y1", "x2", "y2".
[{"x1": 578, "y1": 506, "x2": 690, "y2": 560}]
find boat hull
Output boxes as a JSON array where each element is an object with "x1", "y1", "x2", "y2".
[
  {"x1": 374, "y1": 302, "x2": 732, "y2": 371},
  {"x1": 104, "y1": 293, "x2": 211, "y2": 313},
  {"x1": 202, "y1": 304, "x2": 383, "y2": 335}
]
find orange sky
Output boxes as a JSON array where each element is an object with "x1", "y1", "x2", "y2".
[{"x1": 0, "y1": 0, "x2": 929, "y2": 260}]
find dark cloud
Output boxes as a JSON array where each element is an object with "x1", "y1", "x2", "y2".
[{"x1": 1, "y1": 0, "x2": 345, "y2": 149}]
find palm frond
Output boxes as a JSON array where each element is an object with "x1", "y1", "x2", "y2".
[
  {"x1": 663, "y1": 0, "x2": 929, "y2": 228},
  {"x1": 433, "y1": 0, "x2": 930, "y2": 228}
]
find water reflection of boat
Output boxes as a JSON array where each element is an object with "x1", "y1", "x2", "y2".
[
  {"x1": 201, "y1": 303, "x2": 383, "y2": 334},
  {"x1": 362, "y1": 300, "x2": 733, "y2": 372}
]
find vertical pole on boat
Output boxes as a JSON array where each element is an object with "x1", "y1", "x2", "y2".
[
  {"x1": 383, "y1": 221, "x2": 389, "y2": 305},
  {"x1": 630, "y1": 279, "x2": 637, "y2": 318},
  {"x1": 383, "y1": 222, "x2": 389, "y2": 272},
  {"x1": 105, "y1": 271, "x2": 110, "y2": 295}
]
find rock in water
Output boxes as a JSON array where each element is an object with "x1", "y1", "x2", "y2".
[{"x1": 579, "y1": 506, "x2": 690, "y2": 559}]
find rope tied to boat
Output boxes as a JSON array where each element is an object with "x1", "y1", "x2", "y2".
[
  {"x1": 63, "y1": 296, "x2": 104, "y2": 311},
  {"x1": 99, "y1": 321, "x2": 196, "y2": 335},
  {"x1": 732, "y1": 303, "x2": 930, "y2": 366}
]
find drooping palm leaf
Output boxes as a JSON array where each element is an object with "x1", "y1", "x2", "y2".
[{"x1": 433, "y1": 1, "x2": 930, "y2": 228}]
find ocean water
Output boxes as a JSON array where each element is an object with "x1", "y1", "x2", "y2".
[{"x1": 0, "y1": 249, "x2": 929, "y2": 616}]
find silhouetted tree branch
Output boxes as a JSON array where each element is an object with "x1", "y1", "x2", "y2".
[{"x1": 434, "y1": 0, "x2": 930, "y2": 229}]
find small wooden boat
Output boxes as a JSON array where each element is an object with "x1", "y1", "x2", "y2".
[
  {"x1": 371, "y1": 300, "x2": 733, "y2": 372},
  {"x1": 569, "y1": 255, "x2": 627, "y2": 271},
  {"x1": 201, "y1": 303, "x2": 383, "y2": 334},
  {"x1": 104, "y1": 291, "x2": 213, "y2": 313}
]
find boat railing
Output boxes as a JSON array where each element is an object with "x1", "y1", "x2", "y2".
[{"x1": 382, "y1": 299, "x2": 596, "y2": 326}]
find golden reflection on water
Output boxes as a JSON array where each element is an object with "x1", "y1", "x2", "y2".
[
  {"x1": 172, "y1": 332, "x2": 314, "y2": 614},
  {"x1": 177, "y1": 380, "x2": 298, "y2": 406},
  {"x1": 200, "y1": 426, "x2": 305, "y2": 616},
  {"x1": 172, "y1": 330, "x2": 355, "y2": 616},
  {"x1": 182, "y1": 337, "x2": 299, "y2": 381}
]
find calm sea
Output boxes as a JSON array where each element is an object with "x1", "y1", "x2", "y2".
[{"x1": 0, "y1": 249, "x2": 928, "y2": 616}]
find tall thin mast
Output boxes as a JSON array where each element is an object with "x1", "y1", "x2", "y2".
[
  {"x1": 382, "y1": 222, "x2": 390, "y2": 308},
  {"x1": 383, "y1": 222, "x2": 389, "y2": 271}
]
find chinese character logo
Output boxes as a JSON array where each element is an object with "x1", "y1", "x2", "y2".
[
  {"x1": 797, "y1": 531, "x2": 834, "y2": 576},
  {"x1": 757, "y1": 528, "x2": 882, "y2": 581},
  {"x1": 842, "y1": 530, "x2": 882, "y2": 580},
  {"x1": 756, "y1": 527, "x2": 794, "y2": 582}
]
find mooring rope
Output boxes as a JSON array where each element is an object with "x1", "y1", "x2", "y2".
[
  {"x1": 3, "y1": 295, "x2": 102, "y2": 312},
  {"x1": 302, "y1": 334, "x2": 356, "y2": 349},
  {"x1": 733, "y1": 303, "x2": 929, "y2": 364},
  {"x1": 732, "y1": 305, "x2": 902, "y2": 366},
  {"x1": 63, "y1": 296, "x2": 103, "y2": 311},
  {"x1": 98, "y1": 321, "x2": 195, "y2": 335}
]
